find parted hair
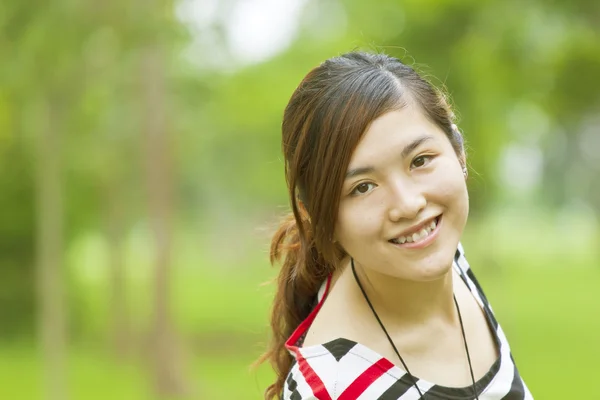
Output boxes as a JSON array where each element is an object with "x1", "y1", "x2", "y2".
[{"x1": 257, "y1": 51, "x2": 464, "y2": 399}]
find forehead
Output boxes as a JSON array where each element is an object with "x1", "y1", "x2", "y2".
[{"x1": 348, "y1": 106, "x2": 447, "y2": 167}]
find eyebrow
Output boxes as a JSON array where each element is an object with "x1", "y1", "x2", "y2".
[{"x1": 344, "y1": 134, "x2": 435, "y2": 180}]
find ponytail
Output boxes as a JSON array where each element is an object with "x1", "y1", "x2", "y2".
[
  {"x1": 256, "y1": 206, "x2": 333, "y2": 400},
  {"x1": 256, "y1": 50, "x2": 461, "y2": 399}
]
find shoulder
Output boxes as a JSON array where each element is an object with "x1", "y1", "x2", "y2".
[
  {"x1": 284, "y1": 338, "x2": 357, "y2": 399},
  {"x1": 301, "y1": 268, "x2": 377, "y2": 348},
  {"x1": 283, "y1": 338, "x2": 410, "y2": 400},
  {"x1": 453, "y1": 243, "x2": 493, "y2": 307}
]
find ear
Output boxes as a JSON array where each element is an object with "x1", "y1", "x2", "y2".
[
  {"x1": 451, "y1": 124, "x2": 468, "y2": 178},
  {"x1": 451, "y1": 124, "x2": 465, "y2": 149},
  {"x1": 458, "y1": 150, "x2": 468, "y2": 179},
  {"x1": 458, "y1": 151, "x2": 467, "y2": 177}
]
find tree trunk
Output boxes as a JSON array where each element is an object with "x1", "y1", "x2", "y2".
[
  {"x1": 140, "y1": 39, "x2": 189, "y2": 399},
  {"x1": 105, "y1": 177, "x2": 130, "y2": 359},
  {"x1": 35, "y1": 98, "x2": 68, "y2": 400}
]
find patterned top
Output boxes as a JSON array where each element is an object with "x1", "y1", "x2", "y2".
[{"x1": 283, "y1": 244, "x2": 534, "y2": 399}]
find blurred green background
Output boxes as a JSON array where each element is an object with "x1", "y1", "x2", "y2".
[{"x1": 1, "y1": 0, "x2": 599, "y2": 399}]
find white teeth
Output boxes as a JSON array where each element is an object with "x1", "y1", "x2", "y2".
[{"x1": 391, "y1": 218, "x2": 439, "y2": 245}]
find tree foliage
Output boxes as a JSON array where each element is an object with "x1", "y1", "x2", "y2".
[{"x1": 0, "y1": 0, "x2": 598, "y2": 339}]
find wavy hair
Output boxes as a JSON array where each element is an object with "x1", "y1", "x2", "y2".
[{"x1": 256, "y1": 51, "x2": 464, "y2": 399}]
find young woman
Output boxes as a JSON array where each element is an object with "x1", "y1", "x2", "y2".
[{"x1": 259, "y1": 52, "x2": 533, "y2": 400}]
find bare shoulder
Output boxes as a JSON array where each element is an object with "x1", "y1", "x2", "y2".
[{"x1": 301, "y1": 273, "x2": 367, "y2": 348}]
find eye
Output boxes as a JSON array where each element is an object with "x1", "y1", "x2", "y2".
[
  {"x1": 411, "y1": 155, "x2": 433, "y2": 169},
  {"x1": 351, "y1": 182, "x2": 376, "y2": 196}
]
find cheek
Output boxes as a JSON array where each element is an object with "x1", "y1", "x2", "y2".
[
  {"x1": 432, "y1": 160, "x2": 466, "y2": 193},
  {"x1": 335, "y1": 202, "x2": 382, "y2": 246},
  {"x1": 430, "y1": 168, "x2": 469, "y2": 216},
  {"x1": 440, "y1": 176, "x2": 467, "y2": 200}
]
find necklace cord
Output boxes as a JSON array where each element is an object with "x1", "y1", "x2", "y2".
[
  {"x1": 350, "y1": 258, "x2": 479, "y2": 400},
  {"x1": 350, "y1": 259, "x2": 424, "y2": 397},
  {"x1": 454, "y1": 295, "x2": 479, "y2": 399}
]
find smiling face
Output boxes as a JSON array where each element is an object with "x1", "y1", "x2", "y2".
[{"x1": 334, "y1": 105, "x2": 469, "y2": 281}]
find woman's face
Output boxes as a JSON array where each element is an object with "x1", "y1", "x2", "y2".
[{"x1": 334, "y1": 106, "x2": 469, "y2": 281}]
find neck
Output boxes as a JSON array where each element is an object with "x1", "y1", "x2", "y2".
[{"x1": 345, "y1": 257, "x2": 456, "y2": 327}]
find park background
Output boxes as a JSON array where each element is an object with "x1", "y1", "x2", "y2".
[{"x1": 1, "y1": 0, "x2": 599, "y2": 399}]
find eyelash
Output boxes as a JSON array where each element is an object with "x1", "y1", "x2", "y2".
[
  {"x1": 349, "y1": 154, "x2": 435, "y2": 196},
  {"x1": 411, "y1": 154, "x2": 434, "y2": 169},
  {"x1": 350, "y1": 182, "x2": 376, "y2": 196}
]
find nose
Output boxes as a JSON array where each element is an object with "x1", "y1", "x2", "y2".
[{"x1": 387, "y1": 178, "x2": 426, "y2": 222}]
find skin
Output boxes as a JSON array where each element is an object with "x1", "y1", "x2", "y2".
[
  {"x1": 336, "y1": 105, "x2": 469, "y2": 285},
  {"x1": 302, "y1": 105, "x2": 498, "y2": 387}
]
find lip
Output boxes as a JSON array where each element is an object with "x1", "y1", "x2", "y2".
[{"x1": 389, "y1": 215, "x2": 442, "y2": 249}]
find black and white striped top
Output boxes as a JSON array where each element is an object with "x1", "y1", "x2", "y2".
[{"x1": 283, "y1": 243, "x2": 533, "y2": 399}]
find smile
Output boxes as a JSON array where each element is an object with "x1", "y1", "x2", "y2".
[{"x1": 388, "y1": 215, "x2": 442, "y2": 248}]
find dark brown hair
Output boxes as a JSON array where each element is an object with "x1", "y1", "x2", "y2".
[{"x1": 257, "y1": 51, "x2": 464, "y2": 399}]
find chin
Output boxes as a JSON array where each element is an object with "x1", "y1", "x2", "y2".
[
  {"x1": 405, "y1": 243, "x2": 457, "y2": 282},
  {"x1": 378, "y1": 256, "x2": 452, "y2": 282},
  {"x1": 414, "y1": 262, "x2": 453, "y2": 282}
]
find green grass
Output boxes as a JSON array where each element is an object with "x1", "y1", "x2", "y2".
[
  {"x1": 2, "y1": 264, "x2": 598, "y2": 399},
  {"x1": 5, "y1": 219, "x2": 598, "y2": 399},
  {"x1": 0, "y1": 342, "x2": 274, "y2": 400},
  {"x1": 196, "y1": 353, "x2": 274, "y2": 400},
  {"x1": 476, "y1": 266, "x2": 600, "y2": 399},
  {"x1": 0, "y1": 343, "x2": 148, "y2": 400}
]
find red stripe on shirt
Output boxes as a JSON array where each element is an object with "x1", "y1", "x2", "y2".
[
  {"x1": 294, "y1": 349, "x2": 333, "y2": 400},
  {"x1": 338, "y1": 357, "x2": 394, "y2": 400}
]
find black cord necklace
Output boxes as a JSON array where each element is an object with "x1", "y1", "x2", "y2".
[{"x1": 350, "y1": 258, "x2": 479, "y2": 399}]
